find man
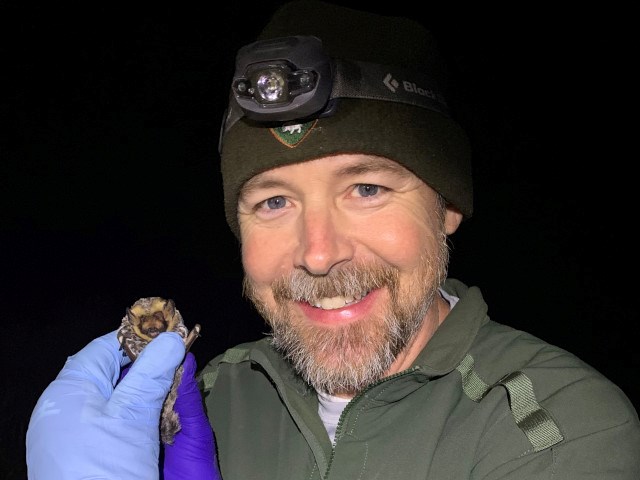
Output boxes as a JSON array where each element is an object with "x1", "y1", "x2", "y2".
[{"x1": 27, "y1": 1, "x2": 640, "y2": 478}]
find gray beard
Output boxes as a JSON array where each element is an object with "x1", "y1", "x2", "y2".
[
  {"x1": 242, "y1": 206, "x2": 449, "y2": 395},
  {"x1": 270, "y1": 283, "x2": 433, "y2": 395},
  {"x1": 244, "y1": 252, "x2": 446, "y2": 395}
]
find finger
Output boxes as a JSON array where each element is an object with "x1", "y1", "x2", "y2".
[
  {"x1": 181, "y1": 351, "x2": 197, "y2": 379},
  {"x1": 174, "y1": 352, "x2": 202, "y2": 419},
  {"x1": 106, "y1": 332, "x2": 185, "y2": 421},
  {"x1": 56, "y1": 330, "x2": 130, "y2": 399},
  {"x1": 177, "y1": 352, "x2": 198, "y2": 395}
]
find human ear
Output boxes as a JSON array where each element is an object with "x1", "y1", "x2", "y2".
[{"x1": 444, "y1": 205, "x2": 464, "y2": 235}]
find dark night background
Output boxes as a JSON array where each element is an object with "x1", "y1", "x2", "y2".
[{"x1": 1, "y1": 1, "x2": 636, "y2": 478}]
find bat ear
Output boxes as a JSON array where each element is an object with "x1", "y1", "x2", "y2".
[
  {"x1": 126, "y1": 307, "x2": 140, "y2": 326},
  {"x1": 162, "y1": 298, "x2": 184, "y2": 332},
  {"x1": 162, "y1": 298, "x2": 177, "y2": 320}
]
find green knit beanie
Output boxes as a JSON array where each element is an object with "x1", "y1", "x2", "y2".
[{"x1": 220, "y1": 0, "x2": 473, "y2": 239}]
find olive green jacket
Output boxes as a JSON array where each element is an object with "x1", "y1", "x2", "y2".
[{"x1": 199, "y1": 279, "x2": 640, "y2": 479}]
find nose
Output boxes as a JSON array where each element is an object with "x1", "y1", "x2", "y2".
[{"x1": 294, "y1": 204, "x2": 354, "y2": 275}]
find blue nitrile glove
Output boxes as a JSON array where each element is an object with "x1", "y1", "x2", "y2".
[
  {"x1": 26, "y1": 330, "x2": 185, "y2": 479},
  {"x1": 162, "y1": 352, "x2": 222, "y2": 480}
]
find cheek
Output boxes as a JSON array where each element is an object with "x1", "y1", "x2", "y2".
[
  {"x1": 241, "y1": 230, "x2": 291, "y2": 286},
  {"x1": 358, "y1": 212, "x2": 435, "y2": 269}
]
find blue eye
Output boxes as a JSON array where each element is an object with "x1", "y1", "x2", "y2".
[
  {"x1": 265, "y1": 196, "x2": 287, "y2": 209},
  {"x1": 357, "y1": 184, "x2": 379, "y2": 197}
]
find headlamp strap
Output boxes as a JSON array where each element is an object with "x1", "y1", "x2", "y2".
[{"x1": 331, "y1": 58, "x2": 451, "y2": 118}]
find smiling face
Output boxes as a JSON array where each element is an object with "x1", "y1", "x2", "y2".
[{"x1": 239, "y1": 154, "x2": 463, "y2": 396}]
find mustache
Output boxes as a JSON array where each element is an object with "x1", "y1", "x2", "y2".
[{"x1": 271, "y1": 262, "x2": 399, "y2": 303}]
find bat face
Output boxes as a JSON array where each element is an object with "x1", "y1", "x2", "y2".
[
  {"x1": 118, "y1": 296, "x2": 188, "y2": 361},
  {"x1": 134, "y1": 311, "x2": 167, "y2": 338},
  {"x1": 127, "y1": 297, "x2": 180, "y2": 342}
]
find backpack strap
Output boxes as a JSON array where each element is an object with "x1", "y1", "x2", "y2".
[{"x1": 456, "y1": 354, "x2": 564, "y2": 452}]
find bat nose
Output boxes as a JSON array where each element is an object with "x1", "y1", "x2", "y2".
[{"x1": 142, "y1": 321, "x2": 168, "y2": 337}]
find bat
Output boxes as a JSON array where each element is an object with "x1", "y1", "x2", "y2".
[{"x1": 116, "y1": 296, "x2": 201, "y2": 444}]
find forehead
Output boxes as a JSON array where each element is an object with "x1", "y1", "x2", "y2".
[{"x1": 241, "y1": 154, "x2": 417, "y2": 192}]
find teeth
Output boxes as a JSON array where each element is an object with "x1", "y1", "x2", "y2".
[{"x1": 311, "y1": 292, "x2": 366, "y2": 310}]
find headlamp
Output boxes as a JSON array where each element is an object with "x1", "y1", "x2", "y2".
[
  {"x1": 222, "y1": 35, "x2": 452, "y2": 144},
  {"x1": 231, "y1": 36, "x2": 333, "y2": 122}
]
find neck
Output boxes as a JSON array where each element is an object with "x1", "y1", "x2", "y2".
[{"x1": 387, "y1": 292, "x2": 449, "y2": 375}]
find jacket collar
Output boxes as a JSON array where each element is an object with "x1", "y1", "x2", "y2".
[{"x1": 413, "y1": 279, "x2": 488, "y2": 376}]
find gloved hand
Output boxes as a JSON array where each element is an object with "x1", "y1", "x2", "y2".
[
  {"x1": 118, "y1": 352, "x2": 222, "y2": 479},
  {"x1": 161, "y1": 352, "x2": 222, "y2": 480},
  {"x1": 26, "y1": 330, "x2": 185, "y2": 479}
]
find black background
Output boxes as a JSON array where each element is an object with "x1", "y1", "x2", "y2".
[{"x1": 1, "y1": 2, "x2": 636, "y2": 478}]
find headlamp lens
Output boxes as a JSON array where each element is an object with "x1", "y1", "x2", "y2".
[
  {"x1": 234, "y1": 64, "x2": 320, "y2": 107},
  {"x1": 254, "y1": 69, "x2": 288, "y2": 104}
]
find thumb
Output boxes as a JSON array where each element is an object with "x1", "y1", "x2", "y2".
[{"x1": 106, "y1": 332, "x2": 185, "y2": 421}]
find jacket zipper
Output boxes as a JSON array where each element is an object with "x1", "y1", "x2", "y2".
[{"x1": 323, "y1": 366, "x2": 422, "y2": 479}]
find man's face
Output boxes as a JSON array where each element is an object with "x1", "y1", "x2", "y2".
[{"x1": 239, "y1": 154, "x2": 461, "y2": 396}]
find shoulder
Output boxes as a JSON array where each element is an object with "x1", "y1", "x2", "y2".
[
  {"x1": 472, "y1": 320, "x2": 638, "y2": 420},
  {"x1": 468, "y1": 320, "x2": 640, "y2": 475},
  {"x1": 197, "y1": 337, "x2": 273, "y2": 389}
]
